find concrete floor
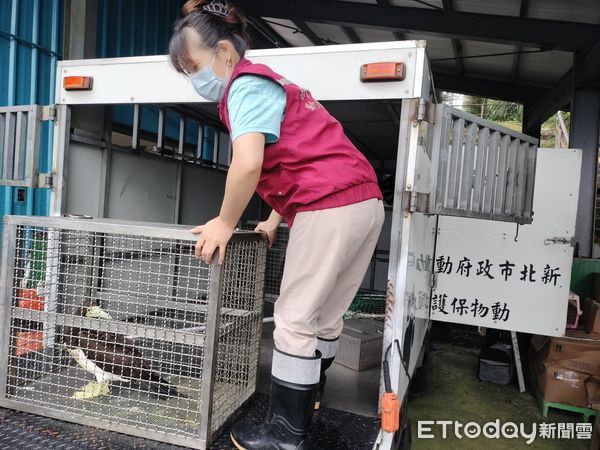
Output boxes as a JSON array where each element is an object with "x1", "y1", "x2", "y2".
[
  {"x1": 407, "y1": 340, "x2": 590, "y2": 449},
  {"x1": 258, "y1": 319, "x2": 592, "y2": 449}
]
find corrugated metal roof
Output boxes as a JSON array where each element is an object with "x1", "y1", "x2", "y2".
[
  {"x1": 262, "y1": 18, "x2": 314, "y2": 47},
  {"x1": 390, "y1": 0, "x2": 444, "y2": 8},
  {"x1": 352, "y1": 27, "x2": 398, "y2": 43},
  {"x1": 404, "y1": 33, "x2": 457, "y2": 72},
  {"x1": 527, "y1": 0, "x2": 600, "y2": 24},
  {"x1": 517, "y1": 48, "x2": 573, "y2": 84},
  {"x1": 304, "y1": 22, "x2": 354, "y2": 45},
  {"x1": 245, "y1": 0, "x2": 600, "y2": 103},
  {"x1": 459, "y1": 41, "x2": 516, "y2": 79},
  {"x1": 454, "y1": 0, "x2": 520, "y2": 17}
]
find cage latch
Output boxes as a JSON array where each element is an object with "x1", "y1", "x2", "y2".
[{"x1": 544, "y1": 237, "x2": 574, "y2": 246}]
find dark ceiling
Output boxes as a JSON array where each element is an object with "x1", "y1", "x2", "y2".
[{"x1": 233, "y1": 0, "x2": 600, "y2": 130}]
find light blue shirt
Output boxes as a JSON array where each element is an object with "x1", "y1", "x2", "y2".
[{"x1": 227, "y1": 75, "x2": 286, "y2": 144}]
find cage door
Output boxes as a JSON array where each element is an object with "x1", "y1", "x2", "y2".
[
  {"x1": 0, "y1": 105, "x2": 52, "y2": 188},
  {"x1": 431, "y1": 149, "x2": 581, "y2": 336},
  {"x1": 429, "y1": 104, "x2": 538, "y2": 224}
]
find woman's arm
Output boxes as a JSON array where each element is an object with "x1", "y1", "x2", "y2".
[
  {"x1": 219, "y1": 132, "x2": 265, "y2": 227},
  {"x1": 255, "y1": 209, "x2": 283, "y2": 248},
  {"x1": 191, "y1": 132, "x2": 264, "y2": 264},
  {"x1": 267, "y1": 209, "x2": 282, "y2": 226}
]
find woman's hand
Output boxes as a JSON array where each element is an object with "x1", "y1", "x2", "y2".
[
  {"x1": 191, "y1": 217, "x2": 235, "y2": 265},
  {"x1": 255, "y1": 215, "x2": 281, "y2": 248}
]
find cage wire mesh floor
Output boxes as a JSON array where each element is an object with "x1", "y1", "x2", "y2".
[
  {"x1": 0, "y1": 216, "x2": 267, "y2": 449},
  {"x1": 0, "y1": 394, "x2": 381, "y2": 449}
]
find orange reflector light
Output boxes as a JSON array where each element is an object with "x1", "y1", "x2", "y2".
[
  {"x1": 381, "y1": 392, "x2": 400, "y2": 432},
  {"x1": 360, "y1": 62, "x2": 405, "y2": 82},
  {"x1": 64, "y1": 76, "x2": 93, "y2": 90}
]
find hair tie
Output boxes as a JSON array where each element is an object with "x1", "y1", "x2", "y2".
[{"x1": 203, "y1": 1, "x2": 230, "y2": 17}]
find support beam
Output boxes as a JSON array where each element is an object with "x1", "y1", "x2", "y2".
[
  {"x1": 523, "y1": 41, "x2": 600, "y2": 134},
  {"x1": 442, "y1": 0, "x2": 464, "y2": 75},
  {"x1": 294, "y1": 20, "x2": 324, "y2": 46},
  {"x1": 63, "y1": 0, "x2": 97, "y2": 59},
  {"x1": 236, "y1": 0, "x2": 600, "y2": 51},
  {"x1": 522, "y1": 105, "x2": 541, "y2": 141},
  {"x1": 572, "y1": 45, "x2": 600, "y2": 257},
  {"x1": 342, "y1": 27, "x2": 361, "y2": 44},
  {"x1": 376, "y1": 0, "x2": 405, "y2": 40},
  {"x1": 432, "y1": 71, "x2": 549, "y2": 105},
  {"x1": 511, "y1": 0, "x2": 529, "y2": 81},
  {"x1": 249, "y1": 17, "x2": 291, "y2": 48},
  {"x1": 522, "y1": 71, "x2": 572, "y2": 135},
  {"x1": 572, "y1": 88, "x2": 600, "y2": 257}
]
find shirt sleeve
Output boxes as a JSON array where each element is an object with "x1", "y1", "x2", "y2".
[{"x1": 227, "y1": 75, "x2": 286, "y2": 144}]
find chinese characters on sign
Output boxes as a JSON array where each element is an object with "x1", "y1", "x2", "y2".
[
  {"x1": 435, "y1": 256, "x2": 562, "y2": 286},
  {"x1": 431, "y1": 294, "x2": 511, "y2": 321},
  {"x1": 408, "y1": 252, "x2": 433, "y2": 272},
  {"x1": 432, "y1": 256, "x2": 563, "y2": 323}
]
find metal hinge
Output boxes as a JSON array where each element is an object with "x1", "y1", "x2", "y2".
[
  {"x1": 37, "y1": 173, "x2": 53, "y2": 189},
  {"x1": 544, "y1": 237, "x2": 574, "y2": 246},
  {"x1": 429, "y1": 271, "x2": 437, "y2": 289},
  {"x1": 402, "y1": 191, "x2": 430, "y2": 214},
  {"x1": 41, "y1": 106, "x2": 56, "y2": 121},
  {"x1": 417, "y1": 98, "x2": 436, "y2": 124}
]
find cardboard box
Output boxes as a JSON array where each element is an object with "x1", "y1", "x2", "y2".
[
  {"x1": 530, "y1": 334, "x2": 600, "y2": 377},
  {"x1": 583, "y1": 297, "x2": 600, "y2": 335},
  {"x1": 533, "y1": 354, "x2": 590, "y2": 407},
  {"x1": 565, "y1": 329, "x2": 600, "y2": 341}
]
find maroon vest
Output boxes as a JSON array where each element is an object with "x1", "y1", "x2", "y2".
[{"x1": 218, "y1": 58, "x2": 382, "y2": 227}]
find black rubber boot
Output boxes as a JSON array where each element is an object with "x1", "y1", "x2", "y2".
[
  {"x1": 230, "y1": 376, "x2": 317, "y2": 450},
  {"x1": 314, "y1": 357, "x2": 334, "y2": 410},
  {"x1": 314, "y1": 336, "x2": 339, "y2": 410}
]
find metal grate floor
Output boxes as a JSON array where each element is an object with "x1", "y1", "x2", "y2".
[{"x1": 0, "y1": 393, "x2": 380, "y2": 449}]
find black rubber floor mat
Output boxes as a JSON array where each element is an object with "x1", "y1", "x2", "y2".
[{"x1": 0, "y1": 394, "x2": 380, "y2": 449}]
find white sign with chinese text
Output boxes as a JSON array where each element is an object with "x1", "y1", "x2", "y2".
[{"x1": 431, "y1": 149, "x2": 581, "y2": 336}]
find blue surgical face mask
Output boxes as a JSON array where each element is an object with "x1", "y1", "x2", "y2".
[{"x1": 188, "y1": 54, "x2": 230, "y2": 102}]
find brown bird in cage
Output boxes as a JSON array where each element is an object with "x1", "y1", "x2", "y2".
[{"x1": 62, "y1": 301, "x2": 183, "y2": 400}]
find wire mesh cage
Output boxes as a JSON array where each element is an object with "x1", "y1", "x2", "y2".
[
  {"x1": 242, "y1": 220, "x2": 289, "y2": 302},
  {"x1": 242, "y1": 219, "x2": 387, "y2": 319},
  {"x1": 0, "y1": 215, "x2": 267, "y2": 449}
]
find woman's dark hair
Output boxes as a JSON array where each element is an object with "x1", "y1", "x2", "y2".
[{"x1": 169, "y1": 0, "x2": 251, "y2": 73}]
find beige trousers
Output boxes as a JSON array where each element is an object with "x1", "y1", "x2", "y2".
[{"x1": 273, "y1": 198, "x2": 385, "y2": 357}]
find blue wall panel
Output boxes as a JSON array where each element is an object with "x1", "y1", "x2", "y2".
[
  {"x1": 96, "y1": 0, "x2": 183, "y2": 59},
  {"x1": 96, "y1": 0, "x2": 219, "y2": 158},
  {"x1": 0, "y1": 0, "x2": 63, "y2": 222}
]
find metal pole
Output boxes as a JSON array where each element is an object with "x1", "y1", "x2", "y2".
[
  {"x1": 571, "y1": 87, "x2": 600, "y2": 257},
  {"x1": 198, "y1": 258, "x2": 224, "y2": 446}
]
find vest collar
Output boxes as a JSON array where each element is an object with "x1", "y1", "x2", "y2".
[{"x1": 219, "y1": 57, "x2": 253, "y2": 112}]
